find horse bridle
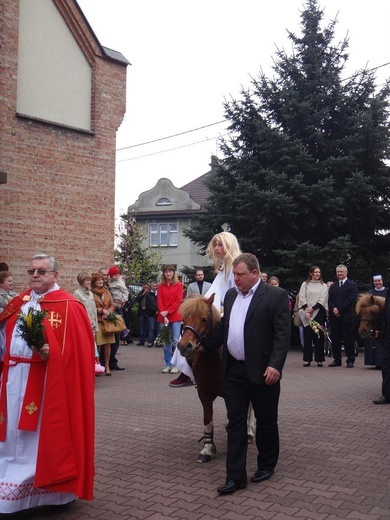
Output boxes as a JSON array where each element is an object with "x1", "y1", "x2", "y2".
[
  {"x1": 181, "y1": 308, "x2": 213, "y2": 348},
  {"x1": 358, "y1": 304, "x2": 380, "y2": 335}
]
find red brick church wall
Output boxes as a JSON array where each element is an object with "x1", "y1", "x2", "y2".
[{"x1": 0, "y1": 0, "x2": 128, "y2": 292}]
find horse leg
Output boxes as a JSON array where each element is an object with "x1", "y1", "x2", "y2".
[
  {"x1": 197, "y1": 421, "x2": 216, "y2": 463},
  {"x1": 247, "y1": 402, "x2": 256, "y2": 444},
  {"x1": 197, "y1": 399, "x2": 217, "y2": 463}
]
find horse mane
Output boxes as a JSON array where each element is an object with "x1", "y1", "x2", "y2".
[
  {"x1": 356, "y1": 293, "x2": 386, "y2": 315},
  {"x1": 179, "y1": 295, "x2": 221, "y2": 328}
]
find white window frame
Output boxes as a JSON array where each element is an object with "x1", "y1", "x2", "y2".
[{"x1": 149, "y1": 222, "x2": 178, "y2": 247}]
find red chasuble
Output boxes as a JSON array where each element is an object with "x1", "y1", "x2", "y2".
[{"x1": 0, "y1": 289, "x2": 95, "y2": 500}]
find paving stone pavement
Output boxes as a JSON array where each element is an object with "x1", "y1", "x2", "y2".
[{"x1": 30, "y1": 343, "x2": 389, "y2": 520}]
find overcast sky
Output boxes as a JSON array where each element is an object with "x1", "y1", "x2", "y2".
[{"x1": 77, "y1": 0, "x2": 390, "y2": 220}]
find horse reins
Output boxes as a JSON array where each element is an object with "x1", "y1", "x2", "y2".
[{"x1": 181, "y1": 308, "x2": 213, "y2": 348}]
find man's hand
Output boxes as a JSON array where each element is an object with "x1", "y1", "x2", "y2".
[
  {"x1": 264, "y1": 366, "x2": 280, "y2": 385},
  {"x1": 37, "y1": 343, "x2": 50, "y2": 361}
]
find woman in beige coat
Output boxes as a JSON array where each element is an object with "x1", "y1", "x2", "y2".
[{"x1": 91, "y1": 272, "x2": 116, "y2": 375}]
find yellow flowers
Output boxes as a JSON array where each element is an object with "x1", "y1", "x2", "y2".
[{"x1": 17, "y1": 308, "x2": 47, "y2": 351}]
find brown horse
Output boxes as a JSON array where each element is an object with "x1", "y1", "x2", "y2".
[
  {"x1": 356, "y1": 293, "x2": 385, "y2": 339},
  {"x1": 178, "y1": 294, "x2": 222, "y2": 463}
]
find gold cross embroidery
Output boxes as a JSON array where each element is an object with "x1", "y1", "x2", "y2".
[
  {"x1": 26, "y1": 402, "x2": 38, "y2": 415},
  {"x1": 0, "y1": 412, "x2": 4, "y2": 424},
  {"x1": 48, "y1": 311, "x2": 62, "y2": 329}
]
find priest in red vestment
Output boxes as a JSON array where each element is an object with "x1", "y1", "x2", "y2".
[{"x1": 0, "y1": 254, "x2": 95, "y2": 514}]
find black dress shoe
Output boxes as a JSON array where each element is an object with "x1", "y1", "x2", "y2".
[
  {"x1": 251, "y1": 469, "x2": 274, "y2": 483},
  {"x1": 111, "y1": 366, "x2": 125, "y2": 371},
  {"x1": 346, "y1": 361, "x2": 354, "y2": 368},
  {"x1": 373, "y1": 396, "x2": 390, "y2": 405},
  {"x1": 328, "y1": 361, "x2": 341, "y2": 367},
  {"x1": 217, "y1": 480, "x2": 247, "y2": 495}
]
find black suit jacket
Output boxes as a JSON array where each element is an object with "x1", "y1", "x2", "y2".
[
  {"x1": 328, "y1": 279, "x2": 358, "y2": 323},
  {"x1": 212, "y1": 282, "x2": 291, "y2": 385},
  {"x1": 381, "y1": 291, "x2": 390, "y2": 343}
]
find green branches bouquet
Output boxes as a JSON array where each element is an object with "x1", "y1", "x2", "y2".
[
  {"x1": 106, "y1": 312, "x2": 120, "y2": 323},
  {"x1": 154, "y1": 325, "x2": 173, "y2": 347},
  {"x1": 17, "y1": 308, "x2": 47, "y2": 351}
]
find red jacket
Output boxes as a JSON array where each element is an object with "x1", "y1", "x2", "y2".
[{"x1": 157, "y1": 282, "x2": 183, "y2": 323}]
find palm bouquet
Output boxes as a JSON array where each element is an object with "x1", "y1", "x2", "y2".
[
  {"x1": 309, "y1": 318, "x2": 331, "y2": 343},
  {"x1": 17, "y1": 308, "x2": 47, "y2": 351},
  {"x1": 154, "y1": 325, "x2": 173, "y2": 347},
  {"x1": 106, "y1": 312, "x2": 121, "y2": 324}
]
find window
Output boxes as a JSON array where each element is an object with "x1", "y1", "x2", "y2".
[
  {"x1": 149, "y1": 223, "x2": 178, "y2": 247},
  {"x1": 156, "y1": 197, "x2": 172, "y2": 206}
]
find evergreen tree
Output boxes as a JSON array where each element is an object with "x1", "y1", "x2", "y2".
[
  {"x1": 186, "y1": 0, "x2": 390, "y2": 286},
  {"x1": 115, "y1": 212, "x2": 162, "y2": 285}
]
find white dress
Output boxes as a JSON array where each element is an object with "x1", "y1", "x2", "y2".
[
  {"x1": 0, "y1": 286, "x2": 76, "y2": 514},
  {"x1": 172, "y1": 269, "x2": 235, "y2": 379}
]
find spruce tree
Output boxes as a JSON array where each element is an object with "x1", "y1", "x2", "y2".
[
  {"x1": 115, "y1": 212, "x2": 162, "y2": 285},
  {"x1": 186, "y1": 0, "x2": 390, "y2": 286}
]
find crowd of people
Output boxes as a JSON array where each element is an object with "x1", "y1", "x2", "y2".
[{"x1": 0, "y1": 245, "x2": 388, "y2": 511}]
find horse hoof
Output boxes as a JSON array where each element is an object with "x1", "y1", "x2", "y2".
[{"x1": 196, "y1": 454, "x2": 214, "y2": 463}]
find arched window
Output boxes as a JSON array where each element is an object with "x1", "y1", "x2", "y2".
[{"x1": 156, "y1": 197, "x2": 172, "y2": 206}]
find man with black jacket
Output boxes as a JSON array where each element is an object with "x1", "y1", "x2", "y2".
[
  {"x1": 328, "y1": 265, "x2": 358, "y2": 368},
  {"x1": 145, "y1": 281, "x2": 159, "y2": 347},
  {"x1": 373, "y1": 290, "x2": 390, "y2": 404}
]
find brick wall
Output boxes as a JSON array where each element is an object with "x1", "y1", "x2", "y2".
[{"x1": 0, "y1": 0, "x2": 128, "y2": 293}]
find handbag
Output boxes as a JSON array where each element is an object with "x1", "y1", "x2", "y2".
[
  {"x1": 293, "y1": 311, "x2": 302, "y2": 327},
  {"x1": 101, "y1": 314, "x2": 126, "y2": 333},
  {"x1": 292, "y1": 294, "x2": 302, "y2": 327}
]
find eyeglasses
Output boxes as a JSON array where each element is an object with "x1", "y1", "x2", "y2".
[{"x1": 27, "y1": 269, "x2": 55, "y2": 276}]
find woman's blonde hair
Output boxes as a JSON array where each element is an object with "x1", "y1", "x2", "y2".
[{"x1": 206, "y1": 231, "x2": 241, "y2": 278}]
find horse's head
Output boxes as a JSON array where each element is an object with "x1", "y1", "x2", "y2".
[
  {"x1": 178, "y1": 293, "x2": 220, "y2": 361},
  {"x1": 355, "y1": 293, "x2": 385, "y2": 339}
]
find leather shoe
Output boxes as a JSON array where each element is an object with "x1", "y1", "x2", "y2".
[
  {"x1": 217, "y1": 480, "x2": 247, "y2": 495},
  {"x1": 111, "y1": 366, "x2": 125, "y2": 371},
  {"x1": 328, "y1": 361, "x2": 341, "y2": 367},
  {"x1": 251, "y1": 469, "x2": 274, "y2": 483},
  {"x1": 346, "y1": 361, "x2": 354, "y2": 368},
  {"x1": 373, "y1": 396, "x2": 390, "y2": 405}
]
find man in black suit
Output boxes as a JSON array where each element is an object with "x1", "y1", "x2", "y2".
[
  {"x1": 328, "y1": 264, "x2": 358, "y2": 368},
  {"x1": 207, "y1": 253, "x2": 290, "y2": 495},
  {"x1": 373, "y1": 291, "x2": 390, "y2": 404}
]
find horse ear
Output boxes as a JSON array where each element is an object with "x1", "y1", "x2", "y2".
[
  {"x1": 369, "y1": 295, "x2": 375, "y2": 305},
  {"x1": 205, "y1": 293, "x2": 215, "y2": 307}
]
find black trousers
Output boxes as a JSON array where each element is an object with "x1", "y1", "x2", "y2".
[
  {"x1": 222, "y1": 355, "x2": 280, "y2": 483},
  {"x1": 382, "y1": 338, "x2": 390, "y2": 398},
  {"x1": 329, "y1": 316, "x2": 355, "y2": 363}
]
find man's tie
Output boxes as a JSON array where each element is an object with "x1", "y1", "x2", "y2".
[{"x1": 339, "y1": 280, "x2": 343, "y2": 287}]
